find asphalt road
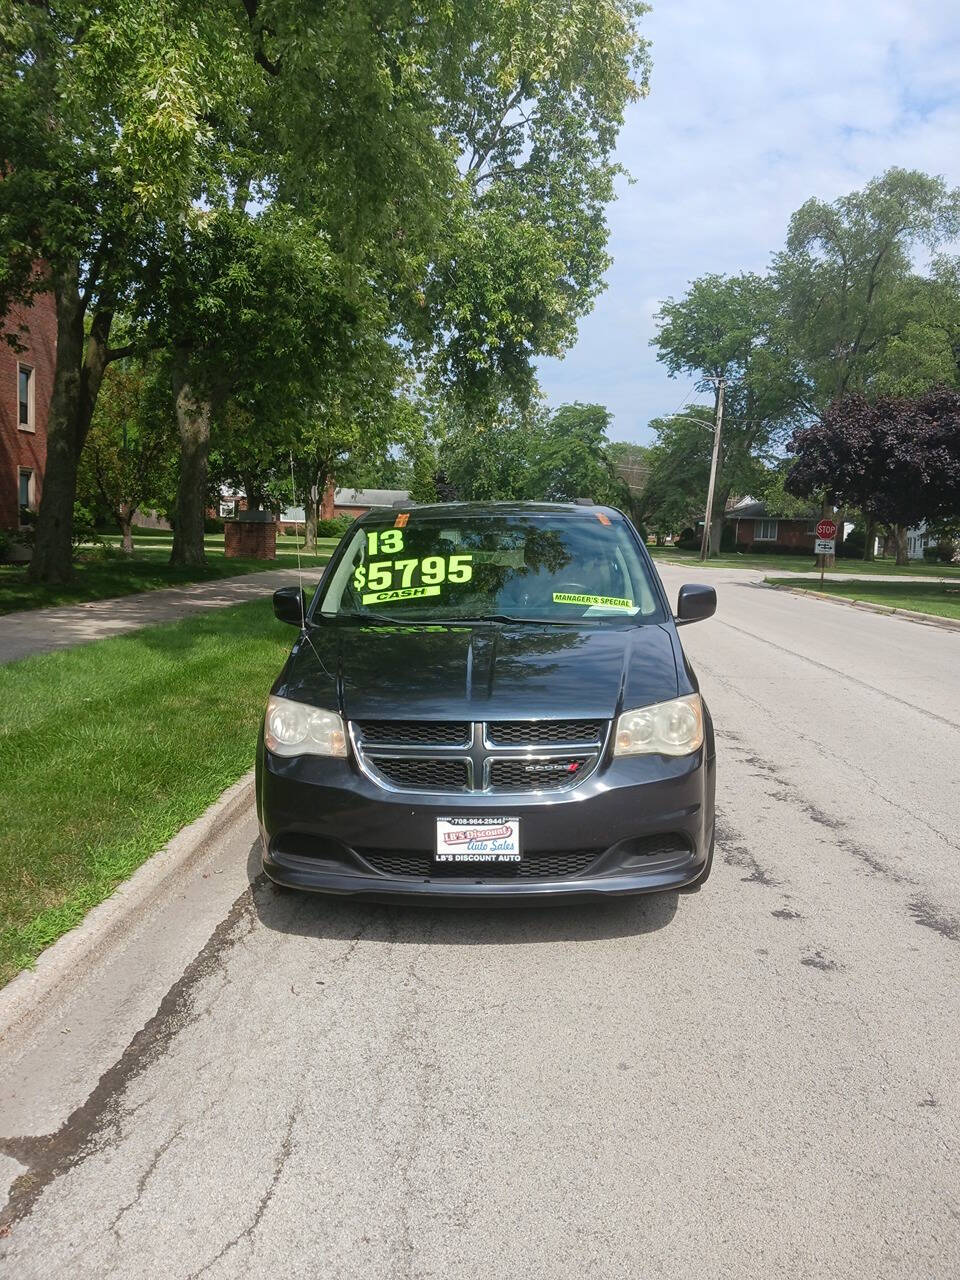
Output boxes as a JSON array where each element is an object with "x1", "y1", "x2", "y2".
[{"x1": 1, "y1": 565, "x2": 958, "y2": 1278}]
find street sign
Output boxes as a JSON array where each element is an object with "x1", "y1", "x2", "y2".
[
  {"x1": 815, "y1": 538, "x2": 835, "y2": 556},
  {"x1": 816, "y1": 519, "x2": 838, "y2": 540}
]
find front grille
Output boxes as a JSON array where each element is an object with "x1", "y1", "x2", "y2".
[
  {"x1": 356, "y1": 848, "x2": 602, "y2": 880},
  {"x1": 486, "y1": 719, "x2": 605, "y2": 745},
  {"x1": 368, "y1": 757, "x2": 468, "y2": 790},
  {"x1": 352, "y1": 718, "x2": 606, "y2": 794},
  {"x1": 488, "y1": 757, "x2": 593, "y2": 791},
  {"x1": 356, "y1": 720, "x2": 470, "y2": 746}
]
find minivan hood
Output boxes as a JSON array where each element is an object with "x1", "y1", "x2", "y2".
[{"x1": 279, "y1": 622, "x2": 681, "y2": 721}]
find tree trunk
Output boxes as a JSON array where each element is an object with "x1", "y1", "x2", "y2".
[
  {"x1": 819, "y1": 498, "x2": 837, "y2": 569},
  {"x1": 863, "y1": 512, "x2": 875, "y2": 561},
  {"x1": 303, "y1": 480, "x2": 319, "y2": 554},
  {"x1": 894, "y1": 524, "x2": 909, "y2": 567},
  {"x1": 29, "y1": 263, "x2": 112, "y2": 584},
  {"x1": 170, "y1": 358, "x2": 212, "y2": 567},
  {"x1": 241, "y1": 472, "x2": 263, "y2": 512},
  {"x1": 119, "y1": 504, "x2": 135, "y2": 555},
  {"x1": 708, "y1": 485, "x2": 730, "y2": 556}
]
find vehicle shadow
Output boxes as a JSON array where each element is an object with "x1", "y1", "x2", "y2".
[{"x1": 245, "y1": 840, "x2": 679, "y2": 944}]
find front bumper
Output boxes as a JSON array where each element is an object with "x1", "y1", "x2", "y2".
[{"x1": 257, "y1": 737, "x2": 715, "y2": 903}]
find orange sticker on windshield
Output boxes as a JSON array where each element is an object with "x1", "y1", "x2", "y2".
[
  {"x1": 394, "y1": 512, "x2": 409, "y2": 528},
  {"x1": 595, "y1": 512, "x2": 611, "y2": 525}
]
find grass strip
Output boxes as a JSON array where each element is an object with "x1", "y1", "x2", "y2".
[
  {"x1": 766, "y1": 577, "x2": 960, "y2": 621},
  {"x1": 0, "y1": 542, "x2": 335, "y2": 615},
  {"x1": 0, "y1": 598, "x2": 293, "y2": 986},
  {"x1": 650, "y1": 549, "x2": 960, "y2": 577}
]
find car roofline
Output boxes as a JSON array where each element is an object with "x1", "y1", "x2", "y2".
[{"x1": 354, "y1": 501, "x2": 628, "y2": 525}]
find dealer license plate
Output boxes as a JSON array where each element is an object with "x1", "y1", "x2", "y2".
[{"x1": 435, "y1": 816, "x2": 521, "y2": 864}]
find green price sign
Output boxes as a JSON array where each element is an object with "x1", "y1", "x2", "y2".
[{"x1": 353, "y1": 551, "x2": 474, "y2": 604}]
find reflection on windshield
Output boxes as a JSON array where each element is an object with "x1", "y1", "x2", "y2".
[{"x1": 319, "y1": 515, "x2": 661, "y2": 623}]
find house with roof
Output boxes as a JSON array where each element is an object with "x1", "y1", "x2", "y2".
[
  {"x1": 725, "y1": 498, "x2": 829, "y2": 553},
  {"x1": 279, "y1": 488, "x2": 410, "y2": 530}
]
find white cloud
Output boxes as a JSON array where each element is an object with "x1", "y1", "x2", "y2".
[{"x1": 537, "y1": 0, "x2": 960, "y2": 442}]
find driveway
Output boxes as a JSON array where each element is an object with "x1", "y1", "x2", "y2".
[
  {"x1": 0, "y1": 569, "x2": 304, "y2": 664},
  {"x1": 1, "y1": 563, "x2": 958, "y2": 1278}
]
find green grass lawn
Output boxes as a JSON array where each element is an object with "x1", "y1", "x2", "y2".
[
  {"x1": 649, "y1": 547, "x2": 960, "y2": 577},
  {"x1": 0, "y1": 598, "x2": 294, "y2": 986},
  {"x1": 0, "y1": 535, "x2": 338, "y2": 615},
  {"x1": 766, "y1": 577, "x2": 960, "y2": 621}
]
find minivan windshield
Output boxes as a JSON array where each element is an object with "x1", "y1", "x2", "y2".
[{"x1": 317, "y1": 513, "x2": 664, "y2": 624}]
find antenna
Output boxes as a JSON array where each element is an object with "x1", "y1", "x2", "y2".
[{"x1": 288, "y1": 451, "x2": 306, "y2": 630}]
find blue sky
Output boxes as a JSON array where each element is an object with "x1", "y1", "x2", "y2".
[{"x1": 537, "y1": 0, "x2": 960, "y2": 444}]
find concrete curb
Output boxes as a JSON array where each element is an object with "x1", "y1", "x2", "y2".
[
  {"x1": 764, "y1": 582, "x2": 960, "y2": 632},
  {"x1": 0, "y1": 769, "x2": 256, "y2": 1047}
]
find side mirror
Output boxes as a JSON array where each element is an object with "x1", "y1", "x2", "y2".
[
  {"x1": 273, "y1": 586, "x2": 306, "y2": 627},
  {"x1": 676, "y1": 583, "x2": 716, "y2": 626}
]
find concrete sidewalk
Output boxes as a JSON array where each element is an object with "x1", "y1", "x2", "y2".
[{"x1": 0, "y1": 568, "x2": 306, "y2": 665}]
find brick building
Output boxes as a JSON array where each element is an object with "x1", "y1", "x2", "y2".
[
  {"x1": 1, "y1": 290, "x2": 56, "y2": 533},
  {"x1": 726, "y1": 499, "x2": 832, "y2": 553}
]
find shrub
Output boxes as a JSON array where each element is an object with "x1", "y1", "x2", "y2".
[
  {"x1": 839, "y1": 527, "x2": 865, "y2": 558},
  {"x1": 936, "y1": 538, "x2": 958, "y2": 564},
  {"x1": 204, "y1": 516, "x2": 225, "y2": 534},
  {"x1": 675, "y1": 527, "x2": 700, "y2": 551},
  {"x1": 922, "y1": 546, "x2": 940, "y2": 563},
  {"x1": 316, "y1": 516, "x2": 352, "y2": 538},
  {"x1": 72, "y1": 502, "x2": 105, "y2": 549}
]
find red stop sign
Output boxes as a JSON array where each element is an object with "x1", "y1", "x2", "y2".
[{"x1": 816, "y1": 519, "x2": 838, "y2": 539}]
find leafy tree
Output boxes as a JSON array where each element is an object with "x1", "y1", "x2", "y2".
[
  {"x1": 866, "y1": 258, "x2": 960, "y2": 397},
  {"x1": 787, "y1": 388, "x2": 960, "y2": 564},
  {"x1": 773, "y1": 168, "x2": 960, "y2": 410},
  {"x1": 76, "y1": 359, "x2": 176, "y2": 552},
  {"x1": 418, "y1": 2, "x2": 651, "y2": 412},
  {"x1": 435, "y1": 400, "x2": 626, "y2": 505},
  {"x1": 1, "y1": 1, "x2": 258, "y2": 582},
  {"x1": 144, "y1": 206, "x2": 368, "y2": 564},
  {"x1": 652, "y1": 272, "x2": 801, "y2": 553},
  {"x1": 4, "y1": 1, "x2": 650, "y2": 580},
  {"x1": 638, "y1": 409, "x2": 719, "y2": 539},
  {"x1": 529, "y1": 404, "x2": 627, "y2": 505}
]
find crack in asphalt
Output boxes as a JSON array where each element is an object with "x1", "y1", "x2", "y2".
[
  {"x1": 908, "y1": 896, "x2": 960, "y2": 944},
  {"x1": 800, "y1": 948, "x2": 843, "y2": 973},
  {"x1": 0, "y1": 886, "x2": 259, "y2": 1235},
  {"x1": 715, "y1": 813, "x2": 780, "y2": 886},
  {"x1": 718, "y1": 731, "x2": 917, "y2": 888},
  {"x1": 185, "y1": 1106, "x2": 299, "y2": 1280},
  {"x1": 715, "y1": 618, "x2": 960, "y2": 733},
  {"x1": 707, "y1": 669, "x2": 960, "y2": 856},
  {"x1": 716, "y1": 729, "x2": 959, "y2": 948},
  {"x1": 108, "y1": 1121, "x2": 187, "y2": 1244}
]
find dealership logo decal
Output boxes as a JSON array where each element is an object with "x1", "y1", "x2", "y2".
[{"x1": 442, "y1": 823, "x2": 513, "y2": 845}]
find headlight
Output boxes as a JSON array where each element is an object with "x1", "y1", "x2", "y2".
[
  {"x1": 264, "y1": 695, "x2": 347, "y2": 758},
  {"x1": 613, "y1": 694, "x2": 704, "y2": 757}
]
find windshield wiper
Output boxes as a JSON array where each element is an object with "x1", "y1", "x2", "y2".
[
  {"x1": 452, "y1": 614, "x2": 581, "y2": 626},
  {"x1": 334, "y1": 611, "x2": 429, "y2": 626}
]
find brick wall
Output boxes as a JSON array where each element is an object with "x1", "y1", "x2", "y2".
[
  {"x1": 0, "y1": 290, "x2": 56, "y2": 532},
  {"x1": 735, "y1": 518, "x2": 817, "y2": 551}
]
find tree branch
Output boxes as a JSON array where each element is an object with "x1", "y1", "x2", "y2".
[
  {"x1": 105, "y1": 342, "x2": 138, "y2": 363},
  {"x1": 241, "y1": 0, "x2": 281, "y2": 75}
]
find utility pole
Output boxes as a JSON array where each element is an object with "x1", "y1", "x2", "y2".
[{"x1": 699, "y1": 377, "x2": 724, "y2": 562}]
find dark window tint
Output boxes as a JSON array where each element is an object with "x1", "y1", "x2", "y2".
[
  {"x1": 320, "y1": 513, "x2": 663, "y2": 624},
  {"x1": 18, "y1": 366, "x2": 31, "y2": 426},
  {"x1": 19, "y1": 469, "x2": 31, "y2": 507}
]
